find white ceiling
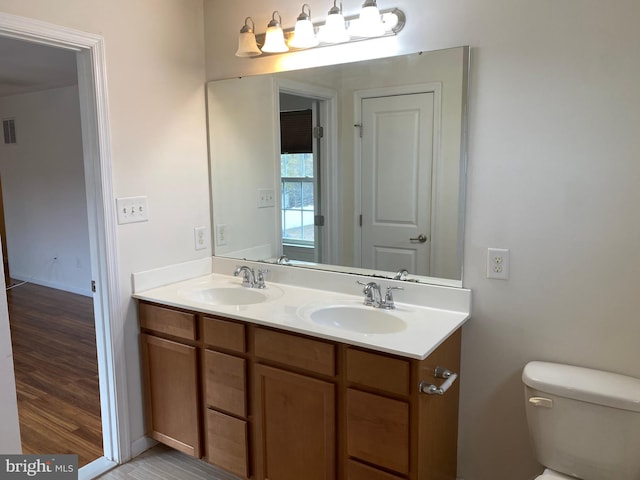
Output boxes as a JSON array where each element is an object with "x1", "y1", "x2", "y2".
[{"x1": 0, "y1": 36, "x2": 78, "y2": 98}]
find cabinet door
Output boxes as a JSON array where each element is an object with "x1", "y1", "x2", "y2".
[
  {"x1": 140, "y1": 333, "x2": 201, "y2": 457},
  {"x1": 254, "y1": 364, "x2": 335, "y2": 480}
]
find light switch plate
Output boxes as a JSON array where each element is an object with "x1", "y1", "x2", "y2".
[
  {"x1": 257, "y1": 189, "x2": 275, "y2": 208},
  {"x1": 116, "y1": 196, "x2": 148, "y2": 224}
]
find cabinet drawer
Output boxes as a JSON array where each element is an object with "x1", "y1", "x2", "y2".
[
  {"x1": 347, "y1": 460, "x2": 405, "y2": 480},
  {"x1": 346, "y1": 348, "x2": 410, "y2": 396},
  {"x1": 204, "y1": 350, "x2": 246, "y2": 417},
  {"x1": 206, "y1": 409, "x2": 249, "y2": 479},
  {"x1": 203, "y1": 316, "x2": 245, "y2": 352},
  {"x1": 346, "y1": 388, "x2": 410, "y2": 474},
  {"x1": 139, "y1": 302, "x2": 196, "y2": 341},
  {"x1": 254, "y1": 328, "x2": 335, "y2": 376}
]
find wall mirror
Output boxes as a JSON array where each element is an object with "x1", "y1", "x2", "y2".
[{"x1": 207, "y1": 46, "x2": 469, "y2": 287}]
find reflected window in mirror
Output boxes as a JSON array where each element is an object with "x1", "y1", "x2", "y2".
[{"x1": 280, "y1": 105, "x2": 322, "y2": 263}]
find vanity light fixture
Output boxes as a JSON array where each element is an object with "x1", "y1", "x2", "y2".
[
  {"x1": 235, "y1": 17, "x2": 262, "y2": 57},
  {"x1": 317, "y1": 0, "x2": 350, "y2": 44},
  {"x1": 289, "y1": 4, "x2": 319, "y2": 49},
  {"x1": 261, "y1": 11, "x2": 289, "y2": 53},
  {"x1": 239, "y1": 3, "x2": 405, "y2": 58}
]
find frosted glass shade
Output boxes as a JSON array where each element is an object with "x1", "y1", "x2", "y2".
[
  {"x1": 289, "y1": 18, "x2": 319, "y2": 48},
  {"x1": 262, "y1": 25, "x2": 289, "y2": 53},
  {"x1": 358, "y1": 5, "x2": 385, "y2": 37},
  {"x1": 318, "y1": 12, "x2": 350, "y2": 43},
  {"x1": 235, "y1": 31, "x2": 261, "y2": 57}
]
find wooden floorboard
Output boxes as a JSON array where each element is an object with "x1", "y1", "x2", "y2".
[
  {"x1": 7, "y1": 282, "x2": 103, "y2": 467},
  {"x1": 98, "y1": 445, "x2": 240, "y2": 480}
]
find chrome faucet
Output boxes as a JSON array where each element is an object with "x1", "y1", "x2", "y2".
[
  {"x1": 234, "y1": 266, "x2": 256, "y2": 287},
  {"x1": 394, "y1": 268, "x2": 409, "y2": 280},
  {"x1": 233, "y1": 265, "x2": 268, "y2": 288},
  {"x1": 357, "y1": 281, "x2": 403, "y2": 309}
]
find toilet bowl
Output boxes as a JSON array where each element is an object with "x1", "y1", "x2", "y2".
[
  {"x1": 523, "y1": 361, "x2": 640, "y2": 480},
  {"x1": 535, "y1": 469, "x2": 575, "y2": 480}
]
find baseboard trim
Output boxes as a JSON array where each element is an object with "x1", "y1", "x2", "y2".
[
  {"x1": 79, "y1": 456, "x2": 117, "y2": 480},
  {"x1": 130, "y1": 436, "x2": 158, "y2": 459},
  {"x1": 10, "y1": 274, "x2": 93, "y2": 297}
]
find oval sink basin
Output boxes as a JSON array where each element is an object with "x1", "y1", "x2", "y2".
[
  {"x1": 180, "y1": 287, "x2": 269, "y2": 306},
  {"x1": 309, "y1": 306, "x2": 406, "y2": 334}
]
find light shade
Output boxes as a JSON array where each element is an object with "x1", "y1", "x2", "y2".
[
  {"x1": 289, "y1": 4, "x2": 319, "y2": 49},
  {"x1": 356, "y1": 0, "x2": 385, "y2": 37},
  {"x1": 318, "y1": 1, "x2": 350, "y2": 44},
  {"x1": 235, "y1": 17, "x2": 261, "y2": 57},
  {"x1": 262, "y1": 11, "x2": 289, "y2": 53}
]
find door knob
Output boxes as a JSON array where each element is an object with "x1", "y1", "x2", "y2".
[{"x1": 410, "y1": 234, "x2": 428, "y2": 243}]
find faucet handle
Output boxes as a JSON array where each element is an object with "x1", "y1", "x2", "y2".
[
  {"x1": 383, "y1": 286, "x2": 404, "y2": 309},
  {"x1": 256, "y1": 269, "x2": 269, "y2": 289}
]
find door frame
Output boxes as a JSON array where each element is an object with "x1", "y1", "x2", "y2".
[
  {"x1": 273, "y1": 78, "x2": 339, "y2": 265},
  {"x1": 0, "y1": 12, "x2": 127, "y2": 477},
  {"x1": 353, "y1": 83, "x2": 442, "y2": 269}
]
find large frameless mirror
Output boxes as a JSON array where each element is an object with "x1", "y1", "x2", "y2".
[{"x1": 207, "y1": 46, "x2": 469, "y2": 286}]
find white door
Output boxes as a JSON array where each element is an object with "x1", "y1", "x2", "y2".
[{"x1": 361, "y1": 92, "x2": 434, "y2": 275}]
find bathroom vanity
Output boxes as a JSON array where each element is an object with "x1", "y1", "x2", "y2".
[{"x1": 133, "y1": 260, "x2": 470, "y2": 480}]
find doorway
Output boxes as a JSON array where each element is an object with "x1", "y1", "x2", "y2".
[
  {"x1": 0, "y1": 56, "x2": 100, "y2": 465},
  {"x1": 0, "y1": 12, "x2": 125, "y2": 478},
  {"x1": 276, "y1": 79, "x2": 339, "y2": 266},
  {"x1": 279, "y1": 95, "x2": 322, "y2": 263}
]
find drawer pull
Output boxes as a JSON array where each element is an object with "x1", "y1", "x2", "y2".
[{"x1": 419, "y1": 366, "x2": 458, "y2": 396}]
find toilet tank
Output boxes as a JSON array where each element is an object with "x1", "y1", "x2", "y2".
[{"x1": 523, "y1": 361, "x2": 640, "y2": 480}]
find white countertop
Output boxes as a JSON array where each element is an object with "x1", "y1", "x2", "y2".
[{"x1": 133, "y1": 271, "x2": 470, "y2": 360}]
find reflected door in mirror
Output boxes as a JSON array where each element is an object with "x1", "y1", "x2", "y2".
[{"x1": 361, "y1": 92, "x2": 434, "y2": 276}]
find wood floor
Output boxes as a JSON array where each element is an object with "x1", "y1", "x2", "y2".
[
  {"x1": 98, "y1": 444, "x2": 240, "y2": 480},
  {"x1": 7, "y1": 281, "x2": 103, "y2": 467}
]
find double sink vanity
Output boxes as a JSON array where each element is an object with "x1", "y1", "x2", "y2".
[
  {"x1": 133, "y1": 257, "x2": 471, "y2": 480},
  {"x1": 134, "y1": 41, "x2": 472, "y2": 480}
]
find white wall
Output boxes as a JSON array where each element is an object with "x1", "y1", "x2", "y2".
[
  {"x1": 204, "y1": 1, "x2": 640, "y2": 479},
  {"x1": 207, "y1": 76, "x2": 279, "y2": 260},
  {"x1": 0, "y1": 86, "x2": 92, "y2": 296},
  {"x1": 0, "y1": 0, "x2": 211, "y2": 458}
]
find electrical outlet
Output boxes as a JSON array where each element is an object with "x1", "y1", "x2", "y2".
[
  {"x1": 487, "y1": 248, "x2": 510, "y2": 280},
  {"x1": 215, "y1": 224, "x2": 228, "y2": 246},
  {"x1": 116, "y1": 196, "x2": 148, "y2": 224},
  {"x1": 257, "y1": 188, "x2": 275, "y2": 208},
  {"x1": 194, "y1": 226, "x2": 208, "y2": 251}
]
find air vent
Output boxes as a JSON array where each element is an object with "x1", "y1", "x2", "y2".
[{"x1": 3, "y1": 118, "x2": 17, "y2": 145}]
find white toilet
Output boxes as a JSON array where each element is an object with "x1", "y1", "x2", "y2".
[{"x1": 522, "y1": 361, "x2": 640, "y2": 480}]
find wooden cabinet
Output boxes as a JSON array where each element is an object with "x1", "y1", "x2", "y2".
[
  {"x1": 254, "y1": 364, "x2": 336, "y2": 480},
  {"x1": 138, "y1": 300, "x2": 462, "y2": 480},
  {"x1": 140, "y1": 332, "x2": 200, "y2": 457}
]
